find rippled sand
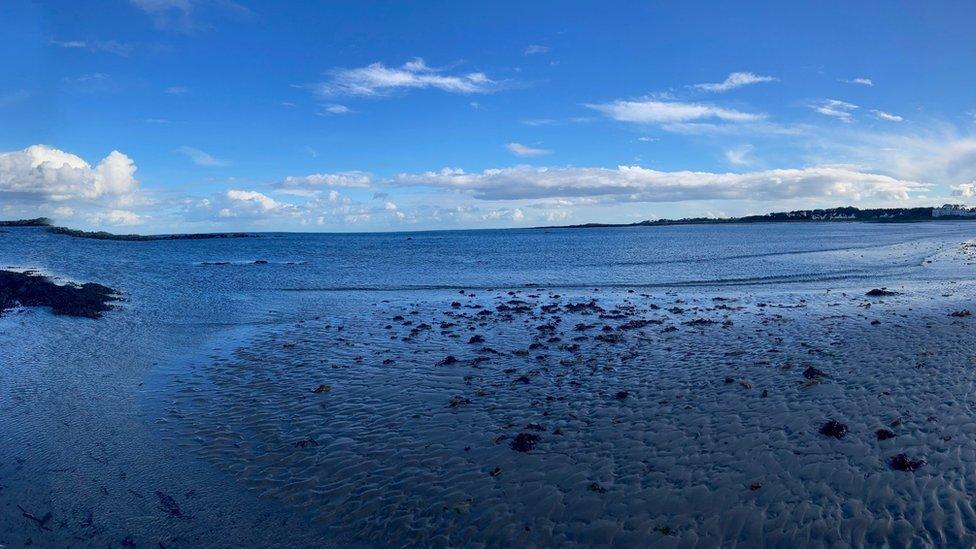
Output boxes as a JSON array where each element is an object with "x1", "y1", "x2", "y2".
[
  {"x1": 5, "y1": 236, "x2": 976, "y2": 546},
  {"x1": 155, "y1": 245, "x2": 976, "y2": 546}
]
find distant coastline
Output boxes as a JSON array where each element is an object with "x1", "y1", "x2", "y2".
[
  {"x1": 3, "y1": 204, "x2": 976, "y2": 239},
  {"x1": 0, "y1": 217, "x2": 256, "y2": 241},
  {"x1": 540, "y1": 205, "x2": 976, "y2": 229}
]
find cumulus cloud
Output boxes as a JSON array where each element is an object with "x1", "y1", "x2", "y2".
[
  {"x1": 812, "y1": 99, "x2": 858, "y2": 122},
  {"x1": 274, "y1": 171, "x2": 373, "y2": 192},
  {"x1": 952, "y1": 182, "x2": 976, "y2": 197},
  {"x1": 313, "y1": 58, "x2": 494, "y2": 97},
  {"x1": 505, "y1": 142, "x2": 552, "y2": 157},
  {"x1": 390, "y1": 165, "x2": 926, "y2": 203},
  {"x1": 839, "y1": 77, "x2": 874, "y2": 86},
  {"x1": 587, "y1": 99, "x2": 764, "y2": 124},
  {"x1": 693, "y1": 72, "x2": 777, "y2": 93},
  {"x1": 0, "y1": 145, "x2": 147, "y2": 225},
  {"x1": 176, "y1": 146, "x2": 228, "y2": 166},
  {"x1": 0, "y1": 145, "x2": 140, "y2": 203},
  {"x1": 86, "y1": 209, "x2": 143, "y2": 226},
  {"x1": 871, "y1": 109, "x2": 904, "y2": 122}
]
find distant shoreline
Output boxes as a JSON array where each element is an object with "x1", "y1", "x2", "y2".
[
  {"x1": 3, "y1": 205, "x2": 976, "y2": 239},
  {"x1": 538, "y1": 206, "x2": 976, "y2": 230},
  {"x1": 0, "y1": 218, "x2": 257, "y2": 241}
]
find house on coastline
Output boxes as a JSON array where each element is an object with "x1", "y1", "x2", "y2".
[{"x1": 933, "y1": 204, "x2": 976, "y2": 218}]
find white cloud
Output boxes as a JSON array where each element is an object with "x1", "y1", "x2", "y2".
[
  {"x1": 52, "y1": 39, "x2": 132, "y2": 56},
  {"x1": 694, "y1": 72, "x2": 777, "y2": 92},
  {"x1": 275, "y1": 171, "x2": 373, "y2": 191},
  {"x1": 588, "y1": 99, "x2": 764, "y2": 124},
  {"x1": 224, "y1": 189, "x2": 288, "y2": 213},
  {"x1": 391, "y1": 165, "x2": 926, "y2": 203},
  {"x1": 505, "y1": 142, "x2": 552, "y2": 157},
  {"x1": 839, "y1": 77, "x2": 874, "y2": 86},
  {"x1": 0, "y1": 145, "x2": 148, "y2": 224},
  {"x1": 176, "y1": 146, "x2": 228, "y2": 166},
  {"x1": 164, "y1": 86, "x2": 189, "y2": 95},
  {"x1": 871, "y1": 109, "x2": 904, "y2": 122},
  {"x1": 314, "y1": 58, "x2": 494, "y2": 97},
  {"x1": 0, "y1": 145, "x2": 140, "y2": 202},
  {"x1": 318, "y1": 103, "x2": 352, "y2": 115},
  {"x1": 952, "y1": 182, "x2": 976, "y2": 197},
  {"x1": 86, "y1": 209, "x2": 143, "y2": 226},
  {"x1": 524, "y1": 45, "x2": 550, "y2": 55},
  {"x1": 812, "y1": 99, "x2": 858, "y2": 122},
  {"x1": 725, "y1": 144, "x2": 754, "y2": 166}
]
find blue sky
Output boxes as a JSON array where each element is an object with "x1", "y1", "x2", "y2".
[{"x1": 2, "y1": 1, "x2": 975, "y2": 232}]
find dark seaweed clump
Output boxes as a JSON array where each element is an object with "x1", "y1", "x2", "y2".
[{"x1": 0, "y1": 270, "x2": 118, "y2": 318}]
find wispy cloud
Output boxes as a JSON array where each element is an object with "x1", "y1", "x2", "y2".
[
  {"x1": 871, "y1": 109, "x2": 904, "y2": 122},
  {"x1": 839, "y1": 77, "x2": 874, "y2": 86},
  {"x1": 811, "y1": 99, "x2": 858, "y2": 122},
  {"x1": 505, "y1": 142, "x2": 552, "y2": 157},
  {"x1": 724, "y1": 144, "x2": 754, "y2": 165},
  {"x1": 313, "y1": 58, "x2": 495, "y2": 97},
  {"x1": 176, "y1": 146, "x2": 228, "y2": 166},
  {"x1": 524, "y1": 44, "x2": 550, "y2": 55},
  {"x1": 587, "y1": 99, "x2": 765, "y2": 124},
  {"x1": 693, "y1": 72, "x2": 777, "y2": 93},
  {"x1": 390, "y1": 165, "x2": 926, "y2": 203},
  {"x1": 163, "y1": 86, "x2": 189, "y2": 95},
  {"x1": 52, "y1": 39, "x2": 133, "y2": 56},
  {"x1": 317, "y1": 103, "x2": 352, "y2": 115}
]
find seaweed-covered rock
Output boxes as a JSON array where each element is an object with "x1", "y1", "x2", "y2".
[
  {"x1": 876, "y1": 429, "x2": 896, "y2": 441},
  {"x1": 889, "y1": 453, "x2": 925, "y2": 471},
  {"x1": 803, "y1": 366, "x2": 828, "y2": 380},
  {"x1": 0, "y1": 270, "x2": 118, "y2": 318},
  {"x1": 510, "y1": 433, "x2": 540, "y2": 452},
  {"x1": 866, "y1": 288, "x2": 899, "y2": 297},
  {"x1": 819, "y1": 420, "x2": 848, "y2": 439}
]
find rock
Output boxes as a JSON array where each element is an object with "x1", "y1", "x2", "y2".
[
  {"x1": 803, "y1": 366, "x2": 828, "y2": 379},
  {"x1": 749, "y1": 481, "x2": 762, "y2": 491},
  {"x1": 876, "y1": 429, "x2": 896, "y2": 441},
  {"x1": 0, "y1": 270, "x2": 119, "y2": 318},
  {"x1": 155, "y1": 491, "x2": 190, "y2": 519},
  {"x1": 293, "y1": 437, "x2": 319, "y2": 448},
  {"x1": 949, "y1": 309, "x2": 972, "y2": 317},
  {"x1": 448, "y1": 395, "x2": 471, "y2": 408},
  {"x1": 510, "y1": 433, "x2": 540, "y2": 452},
  {"x1": 888, "y1": 453, "x2": 925, "y2": 471},
  {"x1": 437, "y1": 355, "x2": 459, "y2": 366},
  {"x1": 819, "y1": 420, "x2": 849, "y2": 439},
  {"x1": 587, "y1": 482, "x2": 607, "y2": 494},
  {"x1": 489, "y1": 466, "x2": 502, "y2": 477},
  {"x1": 468, "y1": 335, "x2": 485, "y2": 344},
  {"x1": 866, "y1": 288, "x2": 899, "y2": 297},
  {"x1": 253, "y1": 259, "x2": 269, "y2": 265},
  {"x1": 311, "y1": 384, "x2": 331, "y2": 394}
]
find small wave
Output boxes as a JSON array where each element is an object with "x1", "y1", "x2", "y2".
[{"x1": 275, "y1": 267, "x2": 905, "y2": 293}]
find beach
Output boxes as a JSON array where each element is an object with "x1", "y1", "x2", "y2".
[{"x1": 3, "y1": 223, "x2": 976, "y2": 546}]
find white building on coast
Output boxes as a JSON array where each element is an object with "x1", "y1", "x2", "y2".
[{"x1": 932, "y1": 204, "x2": 976, "y2": 218}]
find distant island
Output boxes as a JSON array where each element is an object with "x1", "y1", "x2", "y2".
[
  {"x1": 543, "y1": 204, "x2": 976, "y2": 229},
  {"x1": 0, "y1": 217, "x2": 256, "y2": 241}
]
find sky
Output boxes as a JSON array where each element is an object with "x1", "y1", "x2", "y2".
[{"x1": 1, "y1": 1, "x2": 976, "y2": 233}]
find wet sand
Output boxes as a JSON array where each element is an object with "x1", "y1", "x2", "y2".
[
  {"x1": 4, "y1": 233, "x2": 976, "y2": 546},
  {"x1": 151, "y1": 241, "x2": 976, "y2": 546}
]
